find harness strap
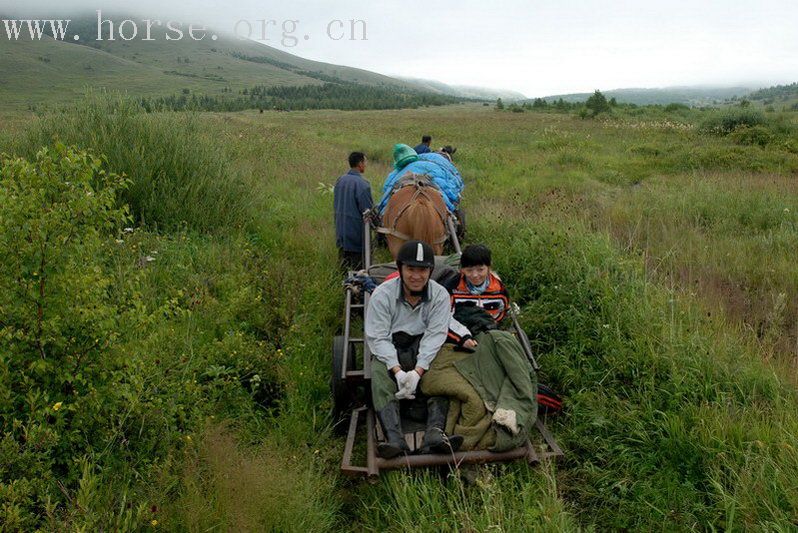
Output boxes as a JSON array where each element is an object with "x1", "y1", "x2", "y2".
[
  {"x1": 378, "y1": 176, "x2": 452, "y2": 246},
  {"x1": 376, "y1": 225, "x2": 447, "y2": 245}
]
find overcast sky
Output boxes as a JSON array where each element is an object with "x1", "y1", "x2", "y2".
[{"x1": 5, "y1": 0, "x2": 798, "y2": 97}]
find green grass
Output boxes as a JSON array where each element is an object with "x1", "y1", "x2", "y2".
[
  {"x1": 10, "y1": 92, "x2": 258, "y2": 232},
  {"x1": 2, "y1": 99, "x2": 798, "y2": 530}
]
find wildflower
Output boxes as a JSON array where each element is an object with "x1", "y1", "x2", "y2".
[
  {"x1": 52, "y1": 401, "x2": 63, "y2": 411},
  {"x1": 144, "y1": 256, "x2": 156, "y2": 262},
  {"x1": 151, "y1": 519, "x2": 158, "y2": 526},
  {"x1": 123, "y1": 227, "x2": 134, "y2": 233}
]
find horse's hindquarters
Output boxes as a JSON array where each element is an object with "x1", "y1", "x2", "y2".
[{"x1": 382, "y1": 183, "x2": 449, "y2": 259}]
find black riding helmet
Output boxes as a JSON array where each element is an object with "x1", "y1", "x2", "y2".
[
  {"x1": 396, "y1": 240, "x2": 435, "y2": 297},
  {"x1": 396, "y1": 240, "x2": 435, "y2": 269}
]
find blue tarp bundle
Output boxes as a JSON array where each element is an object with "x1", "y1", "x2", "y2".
[{"x1": 376, "y1": 153, "x2": 464, "y2": 214}]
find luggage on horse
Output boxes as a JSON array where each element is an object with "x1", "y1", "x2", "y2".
[
  {"x1": 377, "y1": 152, "x2": 464, "y2": 215},
  {"x1": 376, "y1": 149, "x2": 465, "y2": 258}
]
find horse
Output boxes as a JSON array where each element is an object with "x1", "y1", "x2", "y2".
[{"x1": 379, "y1": 173, "x2": 450, "y2": 259}]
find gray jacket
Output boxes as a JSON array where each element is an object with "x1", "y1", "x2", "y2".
[{"x1": 365, "y1": 277, "x2": 450, "y2": 370}]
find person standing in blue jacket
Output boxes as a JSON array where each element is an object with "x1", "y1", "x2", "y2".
[
  {"x1": 334, "y1": 152, "x2": 372, "y2": 271},
  {"x1": 414, "y1": 135, "x2": 432, "y2": 154}
]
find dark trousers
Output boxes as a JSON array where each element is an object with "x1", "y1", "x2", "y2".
[
  {"x1": 372, "y1": 333, "x2": 430, "y2": 413},
  {"x1": 339, "y1": 248, "x2": 363, "y2": 272}
]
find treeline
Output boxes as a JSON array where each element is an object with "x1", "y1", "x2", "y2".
[
  {"x1": 496, "y1": 91, "x2": 626, "y2": 117},
  {"x1": 139, "y1": 82, "x2": 463, "y2": 112},
  {"x1": 256, "y1": 83, "x2": 461, "y2": 110},
  {"x1": 747, "y1": 82, "x2": 798, "y2": 102},
  {"x1": 494, "y1": 90, "x2": 753, "y2": 118},
  {"x1": 230, "y1": 52, "x2": 368, "y2": 85}
]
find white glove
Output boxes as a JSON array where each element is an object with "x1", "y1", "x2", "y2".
[
  {"x1": 403, "y1": 370, "x2": 421, "y2": 396},
  {"x1": 394, "y1": 370, "x2": 413, "y2": 400}
]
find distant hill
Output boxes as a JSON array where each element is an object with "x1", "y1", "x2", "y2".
[
  {"x1": 0, "y1": 13, "x2": 454, "y2": 110},
  {"x1": 396, "y1": 77, "x2": 526, "y2": 101},
  {"x1": 746, "y1": 82, "x2": 798, "y2": 102},
  {"x1": 534, "y1": 86, "x2": 755, "y2": 106}
]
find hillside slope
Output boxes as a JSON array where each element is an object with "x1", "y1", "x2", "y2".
[{"x1": 0, "y1": 14, "x2": 421, "y2": 109}]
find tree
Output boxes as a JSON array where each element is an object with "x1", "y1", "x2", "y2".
[
  {"x1": 585, "y1": 90, "x2": 611, "y2": 117},
  {"x1": 496, "y1": 98, "x2": 504, "y2": 110}
]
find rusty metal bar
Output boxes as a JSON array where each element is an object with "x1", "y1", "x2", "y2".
[
  {"x1": 341, "y1": 290, "x2": 353, "y2": 380},
  {"x1": 341, "y1": 409, "x2": 563, "y2": 476},
  {"x1": 341, "y1": 408, "x2": 368, "y2": 477},
  {"x1": 363, "y1": 214, "x2": 372, "y2": 271},
  {"x1": 363, "y1": 292, "x2": 371, "y2": 379},
  {"x1": 524, "y1": 439, "x2": 540, "y2": 465},
  {"x1": 377, "y1": 445, "x2": 531, "y2": 470},
  {"x1": 509, "y1": 302, "x2": 539, "y2": 372},
  {"x1": 446, "y1": 216, "x2": 462, "y2": 255},
  {"x1": 535, "y1": 418, "x2": 564, "y2": 458},
  {"x1": 366, "y1": 408, "x2": 378, "y2": 477}
]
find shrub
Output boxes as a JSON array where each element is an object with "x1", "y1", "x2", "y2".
[
  {"x1": 729, "y1": 125, "x2": 774, "y2": 147},
  {"x1": 0, "y1": 144, "x2": 133, "y2": 528},
  {"x1": 665, "y1": 103, "x2": 689, "y2": 113},
  {"x1": 700, "y1": 108, "x2": 766, "y2": 135}
]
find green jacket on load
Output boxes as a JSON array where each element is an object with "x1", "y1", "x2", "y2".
[{"x1": 454, "y1": 330, "x2": 538, "y2": 451}]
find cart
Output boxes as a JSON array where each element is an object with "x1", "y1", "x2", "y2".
[{"x1": 332, "y1": 216, "x2": 563, "y2": 477}]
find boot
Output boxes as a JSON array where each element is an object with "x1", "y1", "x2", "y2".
[
  {"x1": 376, "y1": 401, "x2": 410, "y2": 459},
  {"x1": 419, "y1": 397, "x2": 464, "y2": 454}
]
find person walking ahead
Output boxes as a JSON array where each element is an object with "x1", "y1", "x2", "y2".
[
  {"x1": 414, "y1": 135, "x2": 432, "y2": 154},
  {"x1": 333, "y1": 151, "x2": 372, "y2": 271}
]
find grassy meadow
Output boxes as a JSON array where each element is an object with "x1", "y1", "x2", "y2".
[{"x1": 1, "y1": 97, "x2": 798, "y2": 531}]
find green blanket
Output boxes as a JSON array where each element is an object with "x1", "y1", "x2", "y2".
[
  {"x1": 420, "y1": 346, "x2": 495, "y2": 450},
  {"x1": 421, "y1": 331, "x2": 537, "y2": 452},
  {"x1": 455, "y1": 330, "x2": 537, "y2": 452}
]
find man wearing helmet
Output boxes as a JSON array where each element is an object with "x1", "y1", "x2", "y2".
[{"x1": 365, "y1": 240, "x2": 464, "y2": 458}]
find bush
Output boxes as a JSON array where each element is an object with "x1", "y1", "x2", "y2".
[
  {"x1": 0, "y1": 145, "x2": 134, "y2": 529},
  {"x1": 729, "y1": 125, "x2": 774, "y2": 147},
  {"x1": 0, "y1": 143, "x2": 286, "y2": 530},
  {"x1": 700, "y1": 108, "x2": 767, "y2": 135},
  {"x1": 665, "y1": 103, "x2": 689, "y2": 113}
]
